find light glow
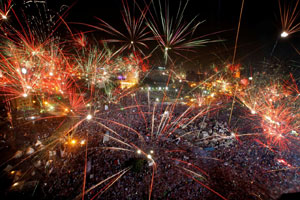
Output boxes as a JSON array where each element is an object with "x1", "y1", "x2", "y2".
[
  {"x1": 21, "y1": 68, "x2": 27, "y2": 74},
  {"x1": 281, "y1": 31, "x2": 288, "y2": 38}
]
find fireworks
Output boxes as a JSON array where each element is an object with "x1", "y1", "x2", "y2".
[
  {"x1": 86, "y1": 0, "x2": 153, "y2": 57},
  {"x1": 236, "y1": 73, "x2": 300, "y2": 151},
  {"x1": 0, "y1": 0, "x2": 12, "y2": 20},
  {"x1": 146, "y1": 0, "x2": 221, "y2": 64},
  {"x1": 0, "y1": 1, "x2": 299, "y2": 200},
  {"x1": 278, "y1": 0, "x2": 300, "y2": 37},
  {"x1": 280, "y1": 31, "x2": 289, "y2": 38}
]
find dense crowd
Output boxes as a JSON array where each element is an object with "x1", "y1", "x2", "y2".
[{"x1": 0, "y1": 92, "x2": 299, "y2": 200}]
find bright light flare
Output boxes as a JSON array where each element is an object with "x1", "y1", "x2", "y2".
[
  {"x1": 281, "y1": 31, "x2": 288, "y2": 38},
  {"x1": 21, "y1": 68, "x2": 27, "y2": 74},
  {"x1": 86, "y1": 114, "x2": 92, "y2": 120},
  {"x1": 12, "y1": 182, "x2": 19, "y2": 187}
]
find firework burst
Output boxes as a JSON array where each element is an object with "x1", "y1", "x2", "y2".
[
  {"x1": 146, "y1": 0, "x2": 221, "y2": 64},
  {"x1": 278, "y1": 0, "x2": 300, "y2": 37},
  {"x1": 82, "y1": 0, "x2": 153, "y2": 57}
]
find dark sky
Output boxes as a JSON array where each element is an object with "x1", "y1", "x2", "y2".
[{"x1": 18, "y1": 0, "x2": 300, "y2": 67}]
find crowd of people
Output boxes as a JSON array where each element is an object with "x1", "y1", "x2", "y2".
[{"x1": 0, "y1": 91, "x2": 299, "y2": 200}]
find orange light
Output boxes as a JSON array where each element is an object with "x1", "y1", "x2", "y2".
[
  {"x1": 12, "y1": 182, "x2": 19, "y2": 187},
  {"x1": 190, "y1": 83, "x2": 196, "y2": 87},
  {"x1": 71, "y1": 139, "x2": 76, "y2": 145}
]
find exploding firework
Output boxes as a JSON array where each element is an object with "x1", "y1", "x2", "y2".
[
  {"x1": 146, "y1": 0, "x2": 221, "y2": 64},
  {"x1": 236, "y1": 73, "x2": 300, "y2": 151},
  {"x1": 0, "y1": 0, "x2": 12, "y2": 20},
  {"x1": 81, "y1": 0, "x2": 153, "y2": 57},
  {"x1": 1, "y1": 1, "x2": 300, "y2": 200},
  {"x1": 278, "y1": 0, "x2": 300, "y2": 37}
]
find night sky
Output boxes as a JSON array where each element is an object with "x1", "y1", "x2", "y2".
[
  {"x1": 71, "y1": 0, "x2": 299, "y2": 63},
  {"x1": 15, "y1": 0, "x2": 300, "y2": 68}
]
